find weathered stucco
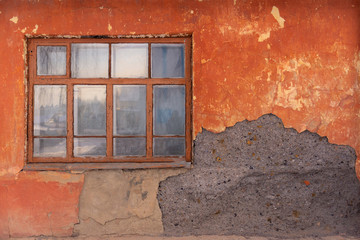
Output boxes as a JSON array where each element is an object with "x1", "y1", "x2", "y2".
[
  {"x1": 0, "y1": 172, "x2": 84, "y2": 238},
  {"x1": 0, "y1": 0, "x2": 359, "y2": 238}
]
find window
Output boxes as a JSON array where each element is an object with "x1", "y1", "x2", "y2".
[{"x1": 26, "y1": 37, "x2": 192, "y2": 170}]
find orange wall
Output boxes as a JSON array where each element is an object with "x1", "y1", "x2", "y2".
[{"x1": 0, "y1": 0, "x2": 359, "y2": 237}]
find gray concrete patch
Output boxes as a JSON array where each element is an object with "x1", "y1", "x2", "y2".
[{"x1": 158, "y1": 114, "x2": 360, "y2": 237}]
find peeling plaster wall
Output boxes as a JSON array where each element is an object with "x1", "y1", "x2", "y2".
[{"x1": 0, "y1": 0, "x2": 359, "y2": 238}]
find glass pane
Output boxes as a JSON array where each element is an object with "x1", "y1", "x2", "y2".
[
  {"x1": 71, "y1": 43, "x2": 109, "y2": 78},
  {"x1": 34, "y1": 85, "x2": 67, "y2": 136},
  {"x1": 37, "y1": 46, "x2": 66, "y2": 76},
  {"x1": 33, "y1": 138, "x2": 66, "y2": 157},
  {"x1": 153, "y1": 85, "x2": 185, "y2": 136},
  {"x1": 151, "y1": 44, "x2": 184, "y2": 78},
  {"x1": 113, "y1": 85, "x2": 146, "y2": 136},
  {"x1": 74, "y1": 85, "x2": 106, "y2": 136},
  {"x1": 153, "y1": 137, "x2": 185, "y2": 156},
  {"x1": 111, "y1": 44, "x2": 148, "y2": 78},
  {"x1": 74, "y1": 138, "x2": 106, "y2": 157},
  {"x1": 113, "y1": 138, "x2": 146, "y2": 156}
]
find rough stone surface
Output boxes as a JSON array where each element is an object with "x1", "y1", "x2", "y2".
[
  {"x1": 74, "y1": 169, "x2": 186, "y2": 236},
  {"x1": 158, "y1": 114, "x2": 360, "y2": 237}
]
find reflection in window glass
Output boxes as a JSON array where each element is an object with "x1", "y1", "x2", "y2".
[
  {"x1": 34, "y1": 85, "x2": 67, "y2": 136},
  {"x1": 151, "y1": 44, "x2": 184, "y2": 78},
  {"x1": 153, "y1": 85, "x2": 185, "y2": 136},
  {"x1": 37, "y1": 46, "x2": 66, "y2": 76},
  {"x1": 74, "y1": 138, "x2": 106, "y2": 157},
  {"x1": 33, "y1": 138, "x2": 66, "y2": 157},
  {"x1": 74, "y1": 85, "x2": 106, "y2": 136},
  {"x1": 153, "y1": 137, "x2": 185, "y2": 156},
  {"x1": 111, "y1": 44, "x2": 148, "y2": 78},
  {"x1": 113, "y1": 85, "x2": 146, "y2": 136},
  {"x1": 71, "y1": 43, "x2": 109, "y2": 78},
  {"x1": 113, "y1": 138, "x2": 146, "y2": 156}
]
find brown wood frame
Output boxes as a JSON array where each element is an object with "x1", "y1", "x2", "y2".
[{"x1": 26, "y1": 37, "x2": 192, "y2": 169}]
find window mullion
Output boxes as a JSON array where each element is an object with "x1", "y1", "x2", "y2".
[
  {"x1": 66, "y1": 42, "x2": 71, "y2": 78},
  {"x1": 106, "y1": 83, "x2": 113, "y2": 158},
  {"x1": 67, "y1": 83, "x2": 74, "y2": 161},
  {"x1": 27, "y1": 41, "x2": 36, "y2": 162},
  {"x1": 185, "y1": 38, "x2": 192, "y2": 162},
  {"x1": 146, "y1": 84, "x2": 153, "y2": 158},
  {"x1": 106, "y1": 43, "x2": 113, "y2": 159},
  {"x1": 146, "y1": 43, "x2": 153, "y2": 158}
]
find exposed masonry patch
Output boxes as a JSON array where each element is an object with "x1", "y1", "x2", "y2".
[{"x1": 158, "y1": 114, "x2": 360, "y2": 237}]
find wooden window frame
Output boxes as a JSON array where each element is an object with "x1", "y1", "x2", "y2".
[{"x1": 25, "y1": 37, "x2": 192, "y2": 171}]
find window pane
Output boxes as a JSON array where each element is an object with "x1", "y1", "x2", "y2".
[
  {"x1": 33, "y1": 138, "x2": 66, "y2": 157},
  {"x1": 37, "y1": 46, "x2": 66, "y2": 76},
  {"x1": 74, "y1": 85, "x2": 106, "y2": 136},
  {"x1": 113, "y1": 138, "x2": 146, "y2": 156},
  {"x1": 113, "y1": 85, "x2": 146, "y2": 136},
  {"x1": 71, "y1": 44, "x2": 109, "y2": 78},
  {"x1": 153, "y1": 137, "x2": 185, "y2": 156},
  {"x1": 34, "y1": 85, "x2": 67, "y2": 136},
  {"x1": 151, "y1": 44, "x2": 184, "y2": 78},
  {"x1": 153, "y1": 85, "x2": 185, "y2": 136},
  {"x1": 74, "y1": 138, "x2": 106, "y2": 157},
  {"x1": 111, "y1": 44, "x2": 148, "y2": 78}
]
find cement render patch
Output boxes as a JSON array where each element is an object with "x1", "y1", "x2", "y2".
[
  {"x1": 73, "y1": 168, "x2": 186, "y2": 236},
  {"x1": 158, "y1": 114, "x2": 360, "y2": 237}
]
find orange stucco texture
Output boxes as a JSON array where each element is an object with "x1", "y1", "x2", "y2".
[
  {"x1": 0, "y1": 172, "x2": 83, "y2": 238},
  {"x1": 0, "y1": 0, "x2": 359, "y2": 237}
]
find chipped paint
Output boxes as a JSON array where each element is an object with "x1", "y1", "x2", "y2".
[
  {"x1": 32, "y1": 24, "x2": 38, "y2": 33},
  {"x1": 201, "y1": 58, "x2": 210, "y2": 64},
  {"x1": 271, "y1": 6, "x2": 285, "y2": 28},
  {"x1": 258, "y1": 31, "x2": 271, "y2": 42},
  {"x1": 108, "y1": 23, "x2": 112, "y2": 31},
  {"x1": 9, "y1": 16, "x2": 18, "y2": 24},
  {"x1": 274, "y1": 83, "x2": 302, "y2": 111}
]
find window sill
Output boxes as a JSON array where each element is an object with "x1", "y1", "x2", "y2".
[{"x1": 23, "y1": 161, "x2": 191, "y2": 172}]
